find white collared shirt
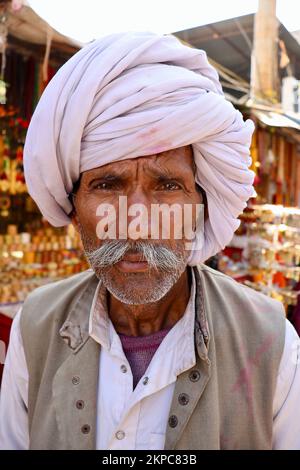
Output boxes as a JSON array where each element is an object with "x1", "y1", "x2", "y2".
[
  {"x1": 90, "y1": 272, "x2": 196, "y2": 450},
  {"x1": 0, "y1": 271, "x2": 300, "y2": 450}
]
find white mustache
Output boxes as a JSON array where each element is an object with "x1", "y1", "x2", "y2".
[{"x1": 85, "y1": 240, "x2": 185, "y2": 272}]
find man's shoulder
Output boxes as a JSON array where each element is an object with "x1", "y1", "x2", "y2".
[
  {"x1": 25, "y1": 269, "x2": 96, "y2": 303},
  {"x1": 198, "y1": 263, "x2": 284, "y2": 305},
  {"x1": 197, "y1": 263, "x2": 286, "y2": 326},
  {"x1": 20, "y1": 269, "x2": 97, "y2": 327},
  {"x1": 197, "y1": 264, "x2": 286, "y2": 370}
]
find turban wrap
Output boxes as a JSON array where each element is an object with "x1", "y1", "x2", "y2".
[{"x1": 23, "y1": 31, "x2": 255, "y2": 265}]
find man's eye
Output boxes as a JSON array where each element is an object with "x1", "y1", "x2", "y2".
[
  {"x1": 93, "y1": 182, "x2": 114, "y2": 190},
  {"x1": 159, "y1": 182, "x2": 181, "y2": 191}
]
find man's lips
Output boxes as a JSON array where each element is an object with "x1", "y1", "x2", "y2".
[
  {"x1": 115, "y1": 252, "x2": 149, "y2": 272},
  {"x1": 121, "y1": 253, "x2": 145, "y2": 262}
]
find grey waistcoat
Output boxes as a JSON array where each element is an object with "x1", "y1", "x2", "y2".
[{"x1": 20, "y1": 264, "x2": 286, "y2": 450}]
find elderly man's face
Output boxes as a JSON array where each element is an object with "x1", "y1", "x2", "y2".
[{"x1": 72, "y1": 145, "x2": 203, "y2": 304}]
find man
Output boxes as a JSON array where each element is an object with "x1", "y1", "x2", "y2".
[{"x1": 0, "y1": 32, "x2": 300, "y2": 450}]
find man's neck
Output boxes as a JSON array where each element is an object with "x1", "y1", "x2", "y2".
[{"x1": 107, "y1": 268, "x2": 191, "y2": 336}]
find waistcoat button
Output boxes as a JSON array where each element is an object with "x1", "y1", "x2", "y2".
[
  {"x1": 81, "y1": 424, "x2": 90, "y2": 434},
  {"x1": 168, "y1": 415, "x2": 178, "y2": 428},
  {"x1": 76, "y1": 400, "x2": 85, "y2": 409},
  {"x1": 120, "y1": 364, "x2": 127, "y2": 373},
  {"x1": 72, "y1": 376, "x2": 80, "y2": 385},
  {"x1": 189, "y1": 370, "x2": 201, "y2": 382},
  {"x1": 178, "y1": 393, "x2": 189, "y2": 405}
]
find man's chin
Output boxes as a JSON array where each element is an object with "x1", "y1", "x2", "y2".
[{"x1": 93, "y1": 265, "x2": 182, "y2": 305}]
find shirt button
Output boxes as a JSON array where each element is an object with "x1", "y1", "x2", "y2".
[
  {"x1": 189, "y1": 370, "x2": 201, "y2": 382},
  {"x1": 142, "y1": 376, "x2": 149, "y2": 385},
  {"x1": 168, "y1": 415, "x2": 178, "y2": 428},
  {"x1": 178, "y1": 393, "x2": 189, "y2": 406},
  {"x1": 81, "y1": 424, "x2": 90, "y2": 434},
  {"x1": 72, "y1": 376, "x2": 80, "y2": 385},
  {"x1": 120, "y1": 364, "x2": 127, "y2": 373},
  {"x1": 76, "y1": 400, "x2": 85, "y2": 409},
  {"x1": 115, "y1": 430, "x2": 125, "y2": 440}
]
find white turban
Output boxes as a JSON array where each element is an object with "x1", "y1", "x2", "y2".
[{"x1": 24, "y1": 31, "x2": 255, "y2": 265}]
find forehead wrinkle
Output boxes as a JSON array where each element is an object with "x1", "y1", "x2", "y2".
[
  {"x1": 82, "y1": 161, "x2": 131, "y2": 180},
  {"x1": 143, "y1": 147, "x2": 195, "y2": 180},
  {"x1": 81, "y1": 145, "x2": 195, "y2": 182}
]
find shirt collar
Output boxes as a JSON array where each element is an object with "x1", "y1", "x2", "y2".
[{"x1": 89, "y1": 268, "x2": 197, "y2": 375}]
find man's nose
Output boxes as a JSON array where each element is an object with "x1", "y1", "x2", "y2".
[
  {"x1": 125, "y1": 186, "x2": 153, "y2": 240},
  {"x1": 127, "y1": 185, "x2": 151, "y2": 207}
]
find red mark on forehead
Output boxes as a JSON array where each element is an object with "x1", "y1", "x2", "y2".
[{"x1": 138, "y1": 127, "x2": 176, "y2": 155}]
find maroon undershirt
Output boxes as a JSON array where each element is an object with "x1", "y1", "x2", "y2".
[{"x1": 119, "y1": 327, "x2": 172, "y2": 389}]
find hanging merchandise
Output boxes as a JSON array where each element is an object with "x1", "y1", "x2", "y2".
[
  {"x1": 220, "y1": 204, "x2": 300, "y2": 334},
  {"x1": 0, "y1": 105, "x2": 28, "y2": 195},
  {"x1": 0, "y1": 1, "x2": 8, "y2": 104},
  {"x1": 249, "y1": 119, "x2": 300, "y2": 207}
]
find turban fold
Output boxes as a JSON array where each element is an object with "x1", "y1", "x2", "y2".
[{"x1": 23, "y1": 31, "x2": 255, "y2": 265}]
